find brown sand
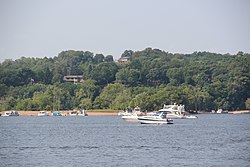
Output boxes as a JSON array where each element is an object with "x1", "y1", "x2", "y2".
[{"x1": 0, "y1": 110, "x2": 118, "y2": 116}]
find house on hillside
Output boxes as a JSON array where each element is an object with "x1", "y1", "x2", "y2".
[
  {"x1": 118, "y1": 57, "x2": 130, "y2": 64},
  {"x1": 63, "y1": 75, "x2": 84, "y2": 83}
]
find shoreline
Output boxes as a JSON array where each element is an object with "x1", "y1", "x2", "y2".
[
  {"x1": 1, "y1": 110, "x2": 249, "y2": 116},
  {"x1": 0, "y1": 110, "x2": 118, "y2": 116}
]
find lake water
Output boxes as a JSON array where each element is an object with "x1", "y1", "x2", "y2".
[{"x1": 0, "y1": 114, "x2": 249, "y2": 167}]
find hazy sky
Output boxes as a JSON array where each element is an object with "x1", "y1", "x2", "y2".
[{"x1": 0, "y1": 0, "x2": 249, "y2": 62}]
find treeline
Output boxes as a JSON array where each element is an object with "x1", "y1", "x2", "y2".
[{"x1": 0, "y1": 48, "x2": 249, "y2": 111}]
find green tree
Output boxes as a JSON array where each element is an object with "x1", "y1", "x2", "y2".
[
  {"x1": 111, "y1": 89, "x2": 131, "y2": 109},
  {"x1": 0, "y1": 83, "x2": 7, "y2": 97},
  {"x1": 245, "y1": 98, "x2": 250, "y2": 109},
  {"x1": 16, "y1": 98, "x2": 33, "y2": 110},
  {"x1": 93, "y1": 83, "x2": 125, "y2": 109},
  {"x1": 167, "y1": 68, "x2": 185, "y2": 86},
  {"x1": 90, "y1": 62, "x2": 118, "y2": 85},
  {"x1": 104, "y1": 55, "x2": 114, "y2": 62},
  {"x1": 94, "y1": 54, "x2": 104, "y2": 63},
  {"x1": 79, "y1": 98, "x2": 92, "y2": 109},
  {"x1": 1, "y1": 96, "x2": 17, "y2": 111},
  {"x1": 116, "y1": 68, "x2": 140, "y2": 86},
  {"x1": 121, "y1": 50, "x2": 133, "y2": 58}
]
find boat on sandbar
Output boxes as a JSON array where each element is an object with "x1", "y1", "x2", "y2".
[
  {"x1": 70, "y1": 110, "x2": 78, "y2": 116},
  {"x1": 38, "y1": 111, "x2": 49, "y2": 116},
  {"x1": 2, "y1": 111, "x2": 19, "y2": 116},
  {"x1": 51, "y1": 111, "x2": 62, "y2": 116},
  {"x1": 78, "y1": 108, "x2": 88, "y2": 116},
  {"x1": 69, "y1": 108, "x2": 88, "y2": 116}
]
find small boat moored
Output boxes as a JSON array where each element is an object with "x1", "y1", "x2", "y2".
[
  {"x1": 70, "y1": 110, "x2": 78, "y2": 116},
  {"x1": 121, "y1": 106, "x2": 143, "y2": 122},
  {"x1": 2, "y1": 110, "x2": 19, "y2": 116},
  {"x1": 122, "y1": 113, "x2": 139, "y2": 122},
  {"x1": 51, "y1": 111, "x2": 62, "y2": 116},
  {"x1": 78, "y1": 108, "x2": 88, "y2": 116},
  {"x1": 38, "y1": 111, "x2": 49, "y2": 116}
]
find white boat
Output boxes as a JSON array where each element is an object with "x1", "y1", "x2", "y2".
[
  {"x1": 78, "y1": 109, "x2": 88, "y2": 116},
  {"x1": 121, "y1": 106, "x2": 143, "y2": 122},
  {"x1": 185, "y1": 115, "x2": 198, "y2": 119},
  {"x1": 118, "y1": 107, "x2": 133, "y2": 116},
  {"x1": 118, "y1": 110, "x2": 132, "y2": 116},
  {"x1": 212, "y1": 109, "x2": 223, "y2": 114},
  {"x1": 122, "y1": 113, "x2": 139, "y2": 122},
  {"x1": 159, "y1": 103, "x2": 197, "y2": 119},
  {"x1": 70, "y1": 110, "x2": 78, "y2": 116},
  {"x1": 138, "y1": 112, "x2": 173, "y2": 124},
  {"x1": 139, "y1": 119, "x2": 173, "y2": 125},
  {"x1": 38, "y1": 111, "x2": 49, "y2": 116},
  {"x1": 118, "y1": 106, "x2": 142, "y2": 116},
  {"x1": 2, "y1": 111, "x2": 19, "y2": 116}
]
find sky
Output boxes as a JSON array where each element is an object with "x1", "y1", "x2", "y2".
[{"x1": 0, "y1": 0, "x2": 250, "y2": 62}]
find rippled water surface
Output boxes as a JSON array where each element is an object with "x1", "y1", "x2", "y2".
[{"x1": 0, "y1": 114, "x2": 249, "y2": 167}]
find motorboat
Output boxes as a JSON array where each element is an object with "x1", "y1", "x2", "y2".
[
  {"x1": 138, "y1": 112, "x2": 173, "y2": 125},
  {"x1": 118, "y1": 110, "x2": 130, "y2": 116},
  {"x1": 38, "y1": 111, "x2": 49, "y2": 116},
  {"x1": 159, "y1": 103, "x2": 197, "y2": 119},
  {"x1": 118, "y1": 106, "x2": 141, "y2": 116},
  {"x1": 212, "y1": 109, "x2": 223, "y2": 114},
  {"x1": 78, "y1": 109, "x2": 88, "y2": 116},
  {"x1": 118, "y1": 110, "x2": 132, "y2": 116},
  {"x1": 185, "y1": 115, "x2": 198, "y2": 119},
  {"x1": 146, "y1": 111, "x2": 162, "y2": 116},
  {"x1": 51, "y1": 111, "x2": 62, "y2": 116},
  {"x1": 2, "y1": 110, "x2": 19, "y2": 116},
  {"x1": 70, "y1": 110, "x2": 78, "y2": 116},
  {"x1": 133, "y1": 106, "x2": 142, "y2": 114},
  {"x1": 139, "y1": 119, "x2": 173, "y2": 125},
  {"x1": 122, "y1": 113, "x2": 139, "y2": 122},
  {"x1": 121, "y1": 106, "x2": 143, "y2": 122}
]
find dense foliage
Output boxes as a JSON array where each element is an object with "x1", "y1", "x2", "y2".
[{"x1": 0, "y1": 48, "x2": 249, "y2": 111}]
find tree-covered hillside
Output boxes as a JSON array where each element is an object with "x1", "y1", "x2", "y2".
[{"x1": 0, "y1": 48, "x2": 249, "y2": 111}]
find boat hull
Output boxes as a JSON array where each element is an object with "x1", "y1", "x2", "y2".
[
  {"x1": 2, "y1": 111, "x2": 19, "y2": 116},
  {"x1": 184, "y1": 115, "x2": 198, "y2": 119},
  {"x1": 78, "y1": 114, "x2": 88, "y2": 116},
  {"x1": 38, "y1": 114, "x2": 49, "y2": 116},
  {"x1": 139, "y1": 120, "x2": 173, "y2": 124},
  {"x1": 122, "y1": 115, "x2": 139, "y2": 122},
  {"x1": 138, "y1": 115, "x2": 173, "y2": 125}
]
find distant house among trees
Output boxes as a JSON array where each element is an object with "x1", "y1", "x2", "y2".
[
  {"x1": 118, "y1": 57, "x2": 130, "y2": 64},
  {"x1": 63, "y1": 75, "x2": 84, "y2": 83}
]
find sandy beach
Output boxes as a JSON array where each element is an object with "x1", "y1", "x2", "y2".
[
  {"x1": 0, "y1": 110, "x2": 118, "y2": 116},
  {"x1": 1, "y1": 110, "x2": 249, "y2": 116}
]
